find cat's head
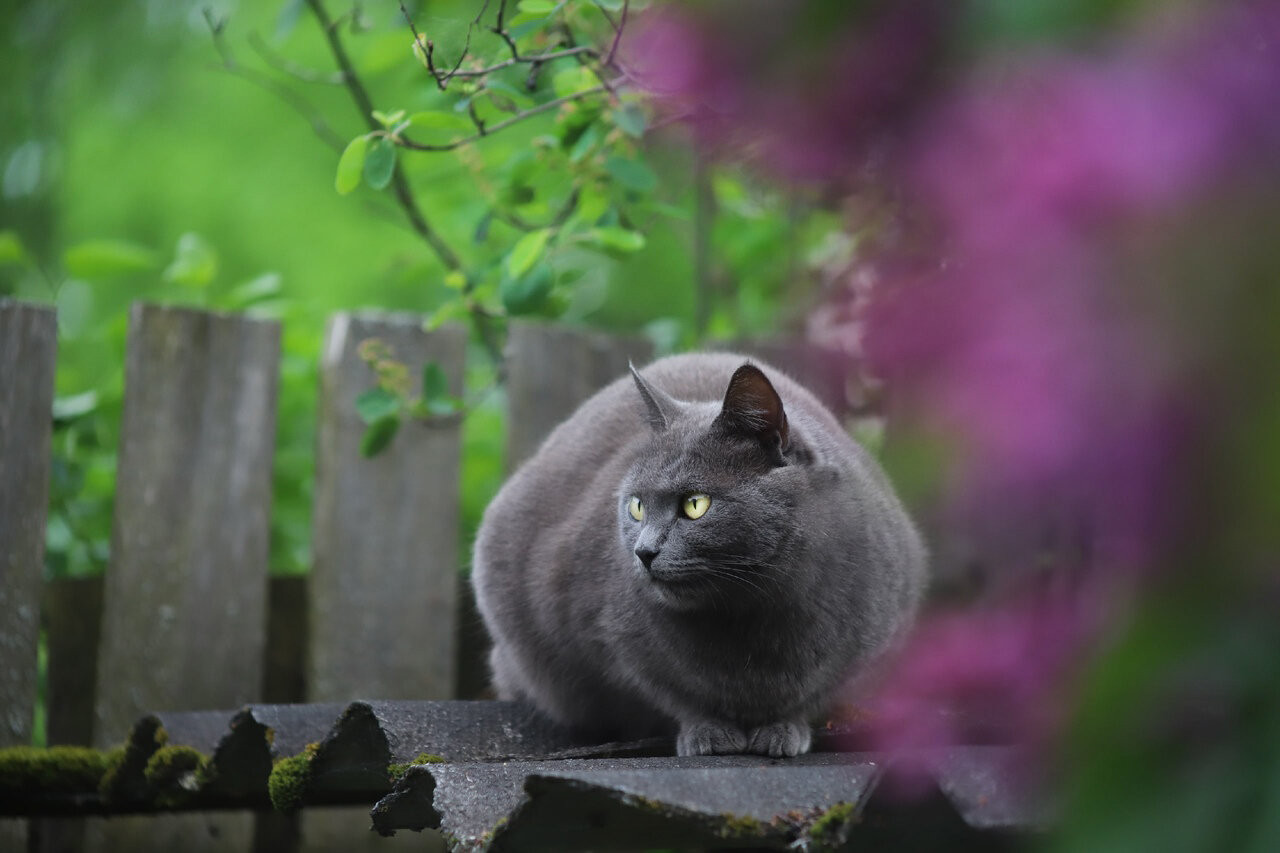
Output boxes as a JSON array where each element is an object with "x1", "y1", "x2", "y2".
[{"x1": 617, "y1": 363, "x2": 810, "y2": 610}]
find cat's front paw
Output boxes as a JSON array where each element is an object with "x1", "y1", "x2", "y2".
[
  {"x1": 677, "y1": 720, "x2": 747, "y2": 756},
  {"x1": 746, "y1": 721, "x2": 812, "y2": 757}
]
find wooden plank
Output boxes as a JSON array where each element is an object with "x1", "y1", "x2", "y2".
[
  {"x1": 0, "y1": 300, "x2": 57, "y2": 747},
  {"x1": 43, "y1": 576, "x2": 104, "y2": 746},
  {"x1": 308, "y1": 313, "x2": 465, "y2": 702},
  {"x1": 93, "y1": 304, "x2": 280, "y2": 746},
  {"x1": 503, "y1": 322, "x2": 654, "y2": 472},
  {"x1": 262, "y1": 575, "x2": 308, "y2": 704}
]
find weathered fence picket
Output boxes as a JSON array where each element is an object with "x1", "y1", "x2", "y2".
[
  {"x1": 0, "y1": 301, "x2": 57, "y2": 853},
  {"x1": 503, "y1": 321, "x2": 654, "y2": 471},
  {"x1": 0, "y1": 301, "x2": 57, "y2": 750},
  {"x1": 93, "y1": 304, "x2": 281, "y2": 745},
  {"x1": 84, "y1": 305, "x2": 280, "y2": 852},
  {"x1": 308, "y1": 313, "x2": 465, "y2": 703}
]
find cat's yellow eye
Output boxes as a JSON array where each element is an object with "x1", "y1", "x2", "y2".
[
  {"x1": 682, "y1": 493, "x2": 711, "y2": 520},
  {"x1": 627, "y1": 496, "x2": 644, "y2": 521}
]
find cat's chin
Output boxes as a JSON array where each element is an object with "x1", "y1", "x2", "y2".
[{"x1": 641, "y1": 567, "x2": 715, "y2": 608}]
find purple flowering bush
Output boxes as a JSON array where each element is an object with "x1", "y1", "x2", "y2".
[{"x1": 631, "y1": 0, "x2": 1280, "y2": 846}]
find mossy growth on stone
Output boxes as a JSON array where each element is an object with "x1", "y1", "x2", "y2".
[
  {"x1": 268, "y1": 742, "x2": 320, "y2": 812},
  {"x1": 717, "y1": 811, "x2": 767, "y2": 839},
  {"x1": 101, "y1": 720, "x2": 167, "y2": 804},
  {"x1": 143, "y1": 745, "x2": 211, "y2": 807},
  {"x1": 806, "y1": 800, "x2": 856, "y2": 849},
  {"x1": 387, "y1": 752, "x2": 446, "y2": 783},
  {"x1": 0, "y1": 745, "x2": 115, "y2": 797}
]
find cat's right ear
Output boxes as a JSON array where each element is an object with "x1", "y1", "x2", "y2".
[{"x1": 630, "y1": 361, "x2": 679, "y2": 433}]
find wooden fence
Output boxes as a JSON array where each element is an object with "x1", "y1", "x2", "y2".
[{"x1": 0, "y1": 299, "x2": 864, "y2": 851}]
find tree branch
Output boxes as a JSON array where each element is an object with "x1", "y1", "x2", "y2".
[
  {"x1": 395, "y1": 85, "x2": 609, "y2": 151},
  {"x1": 204, "y1": 10, "x2": 346, "y2": 151},
  {"x1": 306, "y1": 0, "x2": 463, "y2": 271}
]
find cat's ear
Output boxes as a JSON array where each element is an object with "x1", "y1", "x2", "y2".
[
  {"x1": 714, "y1": 364, "x2": 790, "y2": 464},
  {"x1": 630, "y1": 361, "x2": 680, "y2": 433}
]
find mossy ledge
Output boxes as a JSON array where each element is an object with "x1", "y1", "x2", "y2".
[
  {"x1": 268, "y1": 742, "x2": 320, "y2": 812},
  {"x1": 806, "y1": 800, "x2": 856, "y2": 850},
  {"x1": 717, "y1": 811, "x2": 767, "y2": 839},
  {"x1": 143, "y1": 745, "x2": 212, "y2": 807},
  {"x1": 100, "y1": 719, "x2": 167, "y2": 804},
  {"x1": 0, "y1": 745, "x2": 117, "y2": 797},
  {"x1": 387, "y1": 752, "x2": 446, "y2": 783}
]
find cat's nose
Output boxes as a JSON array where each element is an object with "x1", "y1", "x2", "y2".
[{"x1": 635, "y1": 545, "x2": 660, "y2": 569}]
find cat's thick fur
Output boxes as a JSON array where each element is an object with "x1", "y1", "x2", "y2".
[{"x1": 472, "y1": 353, "x2": 926, "y2": 757}]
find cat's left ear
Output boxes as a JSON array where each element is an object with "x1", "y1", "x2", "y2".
[
  {"x1": 714, "y1": 364, "x2": 789, "y2": 465},
  {"x1": 630, "y1": 361, "x2": 680, "y2": 432}
]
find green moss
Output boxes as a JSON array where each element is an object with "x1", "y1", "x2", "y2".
[
  {"x1": 718, "y1": 812, "x2": 766, "y2": 838},
  {"x1": 807, "y1": 801, "x2": 856, "y2": 849},
  {"x1": 387, "y1": 752, "x2": 447, "y2": 783},
  {"x1": 268, "y1": 742, "x2": 319, "y2": 812},
  {"x1": 0, "y1": 745, "x2": 115, "y2": 796},
  {"x1": 143, "y1": 745, "x2": 211, "y2": 806}
]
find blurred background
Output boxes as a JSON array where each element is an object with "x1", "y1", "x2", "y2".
[{"x1": 3, "y1": 0, "x2": 1278, "y2": 849}]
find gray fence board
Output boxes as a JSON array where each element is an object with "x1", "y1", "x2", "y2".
[
  {"x1": 504, "y1": 321, "x2": 654, "y2": 472},
  {"x1": 308, "y1": 313, "x2": 465, "y2": 702},
  {"x1": 0, "y1": 300, "x2": 57, "y2": 747},
  {"x1": 93, "y1": 304, "x2": 280, "y2": 745},
  {"x1": 0, "y1": 300, "x2": 55, "y2": 853}
]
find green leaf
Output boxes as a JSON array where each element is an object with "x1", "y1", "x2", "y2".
[
  {"x1": 613, "y1": 103, "x2": 646, "y2": 138},
  {"x1": 360, "y1": 413, "x2": 401, "y2": 457},
  {"x1": 518, "y1": 0, "x2": 557, "y2": 15},
  {"x1": 63, "y1": 239, "x2": 158, "y2": 278},
  {"x1": 335, "y1": 134, "x2": 370, "y2": 195},
  {"x1": 0, "y1": 230, "x2": 29, "y2": 267},
  {"x1": 422, "y1": 361, "x2": 449, "y2": 400},
  {"x1": 424, "y1": 298, "x2": 470, "y2": 331},
  {"x1": 605, "y1": 156, "x2": 657, "y2": 193},
  {"x1": 228, "y1": 272, "x2": 284, "y2": 308},
  {"x1": 505, "y1": 228, "x2": 553, "y2": 280},
  {"x1": 52, "y1": 391, "x2": 99, "y2": 423},
  {"x1": 552, "y1": 66, "x2": 601, "y2": 98},
  {"x1": 443, "y1": 271, "x2": 467, "y2": 291},
  {"x1": 420, "y1": 362, "x2": 461, "y2": 416},
  {"x1": 363, "y1": 137, "x2": 396, "y2": 191},
  {"x1": 275, "y1": 0, "x2": 305, "y2": 40},
  {"x1": 371, "y1": 108, "x2": 406, "y2": 128},
  {"x1": 500, "y1": 262, "x2": 554, "y2": 316},
  {"x1": 568, "y1": 124, "x2": 601, "y2": 163},
  {"x1": 355, "y1": 386, "x2": 400, "y2": 424},
  {"x1": 163, "y1": 233, "x2": 218, "y2": 288},
  {"x1": 588, "y1": 226, "x2": 646, "y2": 254},
  {"x1": 572, "y1": 182, "x2": 610, "y2": 226}
]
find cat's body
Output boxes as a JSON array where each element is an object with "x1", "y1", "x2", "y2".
[{"x1": 473, "y1": 353, "x2": 926, "y2": 756}]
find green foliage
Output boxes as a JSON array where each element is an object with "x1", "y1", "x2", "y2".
[
  {"x1": 63, "y1": 239, "x2": 158, "y2": 279},
  {"x1": 4, "y1": 0, "x2": 841, "y2": 583}
]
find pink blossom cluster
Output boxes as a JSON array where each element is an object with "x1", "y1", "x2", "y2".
[{"x1": 631, "y1": 0, "x2": 1280, "y2": 763}]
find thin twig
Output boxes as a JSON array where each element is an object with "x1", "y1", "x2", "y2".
[
  {"x1": 305, "y1": 0, "x2": 462, "y2": 271},
  {"x1": 247, "y1": 31, "x2": 347, "y2": 85},
  {"x1": 395, "y1": 84, "x2": 609, "y2": 151},
  {"x1": 447, "y1": 45, "x2": 596, "y2": 79},
  {"x1": 604, "y1": 0, "x2": 628, "y2": 67},
  {"x1": 203, "y1": 11, "x2": 346, "y2": 150}
]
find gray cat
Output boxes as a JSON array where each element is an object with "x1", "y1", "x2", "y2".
[{"x1": 472, "y1": 353, "x2": 926, "y2": 757}]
